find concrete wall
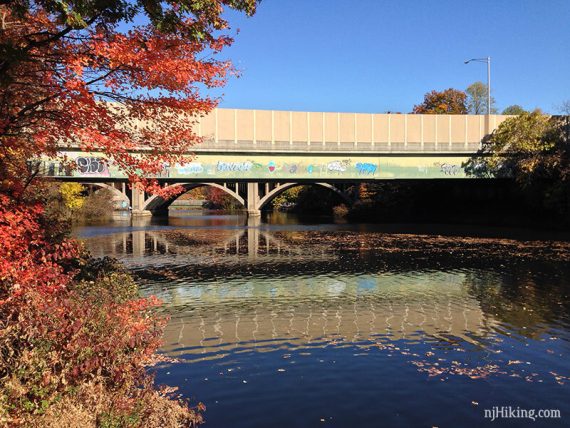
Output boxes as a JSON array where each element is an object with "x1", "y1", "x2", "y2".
[{"x1": 195, "y1": 109, "x2": 511, "y2": 153}]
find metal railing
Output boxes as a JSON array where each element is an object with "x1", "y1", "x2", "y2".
[{"x1": 192, "y1": 138, "x2": 483, "y2": 153}]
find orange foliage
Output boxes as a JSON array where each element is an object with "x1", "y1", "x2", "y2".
[
  {"x1": 0, "y1": 194, "x2": 78, "y2": 304},
  {"x1": 0, "y1": 0, "x2": 257, "y2": 199},
  {"x1": 0, "y1": 2, "x2": 257, "y2": 423},
  {"x1": 412, "y1": 88, "x2": 467, "y2": 114}
]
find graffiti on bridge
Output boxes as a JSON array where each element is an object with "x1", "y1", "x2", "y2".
[
  {"x1": 76, "y1": 157, "x2": 110, "y2": 176},
  {"x1": 43, "y1": 152, "x2": 471, "y2": 179},
  {"x1": 176, "y1": 163, "x2": 203, "y2": 175},
  {"x1": 217, "y1": 161, "x2": 254, "y2": 172},
  {"x1": 434, "y1": 162, "x2": 461, "y2": 176},
  {"x1": 327, "y1": 160, "x2": 351, "y2": 173},
  {"x1": 356, "y1": 162, "x2": 378, "y2": 175}
]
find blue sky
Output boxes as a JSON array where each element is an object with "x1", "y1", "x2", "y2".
[{"x1": 214, "y1": 0, "x2": 569, "y2": 114}]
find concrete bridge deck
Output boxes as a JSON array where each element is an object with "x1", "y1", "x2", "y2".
[{"x1": 39, "y1": 109, "x2": 512, "y2": 216}]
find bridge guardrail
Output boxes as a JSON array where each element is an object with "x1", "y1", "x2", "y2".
[{"x1": 188, "y1": 139, "x2": 483, "y2": 153}]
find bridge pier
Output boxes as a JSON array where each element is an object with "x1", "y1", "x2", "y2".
[
  {"x1": 131, "y1": 185, "x2": 152, "y2": 216},
  {"x1": 247, "y1": 183, "x2": 261, "y2": 217}
]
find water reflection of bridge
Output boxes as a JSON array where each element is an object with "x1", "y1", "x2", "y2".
[
  {"x1": 153, "y1": 270, "x2": 492, "y2": 360},
  {"x1": 87, "y1": 217, "x2": 331, "y2": 262},
  {"x1": 79, "y1": 219, "x2": 504, "y2": 361},
  {"x1": 79, "y1": 219, "x2": 570, "y2": 365},
  {"x1": 160, "y1": 274, "x2": 492, "y2": 361}
]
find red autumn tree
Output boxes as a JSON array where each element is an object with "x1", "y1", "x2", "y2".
[
  {"x1": 205, "y1": 186, "x2": 242, "y2": 209},
  {"x1": 0, "y1": 194, "x2": 78, "y2": 304},
  {"x1": 1, "y1": 3, "x2": 258, "y2": 423},
  {"x1": 412, "y1": 88, "x2": 468, "y2": 114},
  {"x1": 0, "y1": 0, "x2": 257, "y2": 200},
  {"x1": 0, "y1": 0, "x2": 258, "y2": 311}
]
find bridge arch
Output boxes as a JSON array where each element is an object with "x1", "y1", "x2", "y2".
[
  {"x1": 256, "y1": 182, "x2": 353, "y2": 211},
  {"x1": 143, "y1": 182, "x2": 246, "y2": 212},
  {"x1": 85, "y1": 182, "x2": 130, "y2": 208}
]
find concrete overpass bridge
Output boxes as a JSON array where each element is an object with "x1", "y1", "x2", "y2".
[{"x1": 39, "y1": 108, "x2": 511, "y2": 216}]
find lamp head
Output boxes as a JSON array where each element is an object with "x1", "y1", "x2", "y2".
[{"x1": 464, "y1": 57, "x2": 490, "y2": 64}]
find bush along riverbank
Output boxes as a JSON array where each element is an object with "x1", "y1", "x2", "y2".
[
  {"x1": 49, "y1": 183, "x2": 117, "y2": 223},
  {"x1": 0, "y1": 194, "x2": 203, "y2": 427},
  {"x1": 0, "y1": 0, "x2": 260, "y2": 425}
]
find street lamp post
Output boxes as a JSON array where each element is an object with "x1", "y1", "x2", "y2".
[{"x1": 464, "y1": 56, "x2": 491, "y2": 114}]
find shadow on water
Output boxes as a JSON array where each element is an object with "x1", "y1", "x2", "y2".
[{"x1": 74, "y1": 210, "x2": 570, "y2": 428}]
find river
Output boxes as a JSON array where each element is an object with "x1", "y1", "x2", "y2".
[{"x1": 74, "y1": 211, "x2": 570, "y2": 427}]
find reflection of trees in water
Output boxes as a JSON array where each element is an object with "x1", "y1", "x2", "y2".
[{"x1": 463, "y1": 266, "x2": 570, "y2": 339}]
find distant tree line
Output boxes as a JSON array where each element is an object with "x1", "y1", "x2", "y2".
[{"x1": 412, "y1": 83, "x2": 568, "y2": 116}]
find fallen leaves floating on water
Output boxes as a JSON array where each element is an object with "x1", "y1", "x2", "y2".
[
  {"x1": 273, "y1": 231, "x2": 570, "y2": 263},
  {"x1": 411, "y1": 360, "x2": 504, "y2": 380},
  {"x1": 549, "y1": 371, "x2": 570, "y2": 385}
]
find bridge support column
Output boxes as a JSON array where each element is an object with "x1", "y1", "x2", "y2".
[
  {"x1": 132, "y1": 231, "x2": 146, "y2": 257},
  {"x1": 485, "y1": 114, "x2": 492, "y2": 136},
  {"x1": 131, "y1": 185, "x2": 151, "y2": 217},
  {"x1": 246, "y1": 182, "x2": 261, "y2": 217},
  {"x1": 247, "y1": 220, "x2": 260, "y2": 260}
]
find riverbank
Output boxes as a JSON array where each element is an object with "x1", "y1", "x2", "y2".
[{"x1": 0, "y1": 198, "x2": 203, "y2": 427}]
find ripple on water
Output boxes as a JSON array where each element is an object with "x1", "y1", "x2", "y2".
[{"x1": 78, "y1": 222, "x2": 570, "y2": 427}]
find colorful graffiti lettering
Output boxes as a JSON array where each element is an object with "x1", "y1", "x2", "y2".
[
  {"x1": 436, "y1": 163, "x2": 460, "y2": 176},
  {"x1": 327, "y1": 160, "x2": 351, "y2": 173},
  {"x1": 177, "y1": 163, "x2": 204, "y2": 175},
  {"x1": 76, "y1": 157, "x2": 109, "y2": 175},
  {"x1": 356, "y1": 162, "x2": 377, "y2": 175},
  {"x1": 43, "y1": 162, "x2": 68, "y2": 176},
  {"x1": 217, "y1": 161, "x2": 253, "y2": 172},
  {"x1": 47, "y1": 151, "x2": 473, "y2": 180}
]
